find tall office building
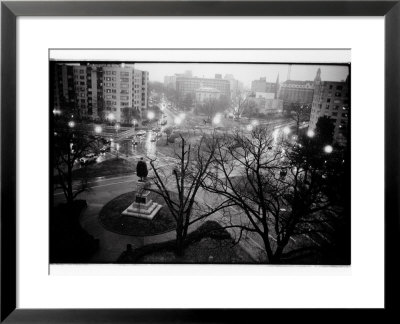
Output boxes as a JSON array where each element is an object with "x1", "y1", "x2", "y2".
[
  {"x1": 309, "y1": 68, "x2": 350, "y2": 144},
  {"x1": 53, "y1": 63, "x2": 149, "y2": 123}
]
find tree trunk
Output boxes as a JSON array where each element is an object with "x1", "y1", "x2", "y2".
[
  {"x1": 66, "y1": 163, "x2": 74, "y2": 206},
  {"x1": 175, "y1": 221, "x2": 184, "y2": 257}
]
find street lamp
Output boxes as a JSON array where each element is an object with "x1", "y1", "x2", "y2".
[
  {"x1": 68, "y1": 121, "x2": 75, "y2": 128},
  {"x1": 283, "y1": 126, "x2": 291, "y2": 135},
  {"x1": 147, "y1": 111, "x2": 155, "y2": 120},
  {"x1": 174, "y1": 116, "x2": 182, "y2": 125},
  {"x1": 116, "y1": 143, "x2": 120, "y2": 159},
  {"x1": 246, "y1": 124, "x2": 253, "y2": 132},
  {"x1": 307, "y1": 129, "x2": 315, "y2": 138},
  {"x1": 94, "y1": 125, "x2": 102, "y2": 134},
  {"x1": 324, "y1": 145, "x2": 333, "y2": 154},
  {"x1": 108, "y1": 113, "x2": 115, "y2": 124},
  {"x1": 251, "y1": 120, "x2": 259, "y2": 127},
  {"x1": 212, "y1": 113, "x2": 221, "y2": 126}
]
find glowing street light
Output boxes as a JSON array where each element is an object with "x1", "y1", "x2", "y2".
[
  {"x1": 272, "y1": 129, "x2": 279, "y2": 142},
  {"x1": 246, "y1": 124, "x2": 254, "y2": 132},
  {"x1": 94, "y1": 125, "x2": 102, "y2": 134},
  {"x1": 179, "y1": 112, "x2": 186, "y2": 120},
  {"x1": 324, "y1": 145, "x2": 333, "y2": 154},
  {"x1": 147, "y1": 111, "x2": 155, "y2": 120},
  {"x1": 174, "y1": 116, "x2": 182, "y2": 125},
  {"x1": 52, "y1": 109, "x2": 61, "y2": 115},
  {"x1": 307, "y1": 129, "x2": 315, "y2": 138},
  {"x1": 68, "y1": 121, "x2": 75, "y2": 128},
  {"x1": 108, "y1": 113, "x2": 115, "y2": 121},
  {"x1": 283, "y1": 126, "x2": 291, "y2": 135},
  {"x1": 251, "y1": 120, "x2": 259, "y2": 127},
  {"x1": 213, "y1": 113, "x2": 221, "y2": 125}
]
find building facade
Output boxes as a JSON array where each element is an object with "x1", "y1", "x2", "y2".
[
  {"x1": 195, "y1": 87, "x2": 222, "y2": 104},
  {"x1": 309, "y1": 69, "x2": 350, "y2": 144},
  {"x1": 175, "y1": 75, "x2": 230, "y2": 100},
  {"x1": 53, "y1": 63, "x2": 149, "y2": 123},
  {"x1": 278, "y1": 80, "x2": 315, "y2": 106}
]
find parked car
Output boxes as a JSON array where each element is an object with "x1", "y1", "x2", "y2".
[
  {"x1": 80, "y1": 153, "x2": 97, "y2": 165},
  {"x1": 136, "y1": 130, "x2": 146, "y2": 136},
  {"x1": 100, "y1": 145, "x2": 110, "y2": 153}
]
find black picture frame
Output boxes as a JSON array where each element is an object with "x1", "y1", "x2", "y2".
[{"x1": 1, "y1": 1, "x2": 399, "y2": 322}]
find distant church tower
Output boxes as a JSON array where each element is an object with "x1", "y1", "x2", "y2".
[
  {"x1": 314, "y1": 68, "x2": 322, "y2": 83},
  {"x1": 275, "y1": 73, "x2": 280, "y2": 99}
]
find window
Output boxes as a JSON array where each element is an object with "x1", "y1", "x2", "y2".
[
  {"x1": 336, "y1": 85, "x2": 343, "y2": 90},
  {"x1": 105, "y1": 77, "x2": 111, "y2": 81},
  {"x1": 106, "y1": 95, "x2": 112, "y2": 99},
  {"x1": 112, "y1": 71, "x2": 116, "y2": 75},
  {"x1": 329, "y1": 85, "x2": 333, "y2": 89},
  {"x1": 106, "y1": 71, "x2": 111, "y2": 75},
  {"x1": 121, "y1": 102, "x2": 129, "y2": 106},
  {"x1": 112, "y1": 95, "x2": 117, "y2": 99},
  {"x1": 121, "y1": 72, "x2": 129, "y2": 77},
  {"x1": 106, "y1": 89, "x2": 111, "y2": 93},
  {"x1": 121, "y1": 95, "x2": 129, "y2": 100},
  {"x1": 326, "y1": 104, "x2": 330, "y2": 109},
  {"x1": 335, "y1": 92, "x2": 341, "y2": 97},
  {"x1": 80, "y1": 76, "x2": 85, "y2": 80},
  {"x1": 80, "y1": 70, "x2": 84, "y2": 74},
  {"x1": 120, "y1": 90, "x2": 129, "y2": 94},
  {"x1": 327, "y1": 98, "x2": 331, "y2": 103},
  {"x1": 332, "y1": 112, "x2": 338, "y2": 117},
  {"x1": 121, "y1": 78, "x2": 129, "y2": 82}
]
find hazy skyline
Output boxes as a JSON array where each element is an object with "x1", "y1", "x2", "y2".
[{"x1": 135, "y1": 63, "x2": 349, "y2": 88}]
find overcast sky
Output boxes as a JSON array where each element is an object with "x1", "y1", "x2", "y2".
[{"x1": 135, "y1": 63, "x2": 349, "y2": 88}]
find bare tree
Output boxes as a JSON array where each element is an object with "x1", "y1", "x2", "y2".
[
  {"x1": 147, "y1": 134, "x2": 233, "y2": 256},
  {"x1": 201, "y1": 126, "x2": 338, "y2": 263},
  {"x1": 197, "y1": 96, "x2": 229, "y2": 122},
  {"x1": 288, "y1": 103, "x2": 311, "y2": 135},
  {"x1": 53, "y1": 117, "x2": 100, "y2": 205}
]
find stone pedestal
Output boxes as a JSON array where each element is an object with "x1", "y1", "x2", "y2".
[{"x1": 122, "y1": 184, "x2": 162, "y2": 220}]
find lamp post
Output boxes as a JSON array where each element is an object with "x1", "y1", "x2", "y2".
[{"x1": 307, "y1": 129, "x2": 315, "y2": 138}]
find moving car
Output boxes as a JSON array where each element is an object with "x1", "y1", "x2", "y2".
[
  {"x1": 136, "y1": 130, "x2": 146, "y2": 136},
  {"x1": 80, "y1": 153, "x2": 97, "y2": 165}
]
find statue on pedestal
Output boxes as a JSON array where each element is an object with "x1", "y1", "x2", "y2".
[{"x1": 121, "y1": 181, "x2": 162, "y2": 220}]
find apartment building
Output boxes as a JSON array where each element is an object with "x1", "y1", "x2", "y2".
[
  {"x1": 53, "y1": 63, "x2": 149, "y2": 123},
  {"x1": 309, "y1": 68, "x2": 350, "y2": 144}
]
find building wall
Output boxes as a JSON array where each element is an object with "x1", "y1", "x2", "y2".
[
  {"x1": 195, "y1": 88, "x2": 222, "y2": 103},
  {"x1": 176, "y1": 76, "x2": 230, "y2": 100},
  {"x1": 53, "y1": 63, "x2": 149, "y2": 123},
  {"x1": 251, "y1": 77, "x2": 277, "y2": 94},
  {"x1": 309, "y1": 79, "x2": 350, "y2": 144},
  {"x1": 278, "y1": 81, "x2": 314, "y2": 105}
]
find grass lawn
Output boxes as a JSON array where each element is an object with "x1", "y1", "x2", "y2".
[
  {"x1": 99, "y1": 191, "x2": 178, "y2": 236},
  {"x1": 72, "y1": 158, "x2": 135, "y2": 179}
]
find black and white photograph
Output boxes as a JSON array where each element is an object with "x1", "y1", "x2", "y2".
[{"x1": 50, "y1": 51, "x2": 351, "y2": 265}]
